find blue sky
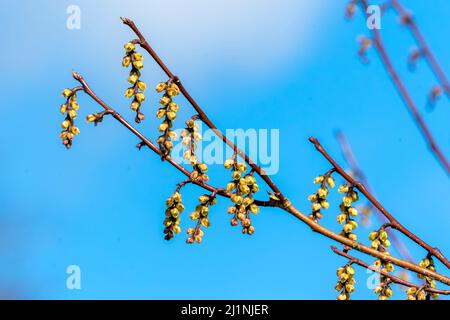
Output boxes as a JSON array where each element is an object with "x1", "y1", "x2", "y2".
[{"x1": 0, "y1": 0, "x2": 449, "y2": 299}]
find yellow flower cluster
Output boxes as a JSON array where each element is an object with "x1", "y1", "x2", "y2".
[
  {"x1": 224, "y1": 158, "x2": 259, "y2": 235},
  {"x1": 369, "y1": 229, "x2": 394, "y2": 300},
  {"x1": 335, "y1": 265, "x2": 356, "y2": 300},
  {"x1": 186, "y1": 194, "x2": 217, "y2": 244},
  {"x1": 59, "y1": 89, "x2": 81, "y2": 149},
  {"x1": 337, "y1": 185, "x2": 359, "y2": 241},
  {"x1": 415, "y1": 256, "x2": 439, "y2": 299},
  {"x1": 308, "y1": 173, "x2": 335, "y2": 222},
  {"x1": 163, "y1": 191, "x2": 184, "y2": 240},
  {"x1": 180, "y1": 117, "x2": 209, "y2": 181},
  {"x1": 122, "y1": 42, "x2": 146, "y2": 123},
  {"x1": 155, "y1": 81, "x2": 181, "y2": 159},
  {"x1": 406, "y1": 286, "x2": 434, "y2": 300}
]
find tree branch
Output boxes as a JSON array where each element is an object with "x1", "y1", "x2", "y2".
[
  {"x1": 359, "y1": 0, "x2": 450, "y2": 176},
  {"x1": 310, "y1": 135, "x2": 450, "y2": 269},
  {"x1": 71, "y1": 71, "x2": 275, "y2": 208}
]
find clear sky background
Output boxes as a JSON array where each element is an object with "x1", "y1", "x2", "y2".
[{"x1": 0, "y1": 0, "x2": 449, "y2": 299}]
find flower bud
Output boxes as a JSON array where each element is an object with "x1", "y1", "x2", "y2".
[
  {"x1": 236, "y1": 162, "x2": 247, "y2": 172},
  {"x1": 68, "y1": 109, "x2": 77, "y2": 119},
  {"x1": 348, "y1": 207, "x2": 357, "y2": 217},
  {"x1": 60, "y1": 104, "x2": 67, "y2": 114},
  {"x1": 125, "y1": 88, "x2": 134, "y2": 98},
  {"x1": 138, "y1": 81, "x2": 147, "y2": 91},
  {"x1": 130, "y1": 101, "x2": 140, "y2": 111},
  {"x1": 169, "y1": 102, "x2": 179, "y2": 112},
  {"x1": 197, "y1": 163, "x2": 208, "y2": 172},
  {"x1": 166, "y1": 111, "x2": 177, "y2": 121},
  {"x1": 156, "y1": 82, "x2": 167, "y2": 92},
  {"x1": 313, "y1": 176, "x2": 324, "y2": 184},
  {"x1": 224, "y1": 159, "x2": 234, "y2": 169},
  {"x1": 86, "y1": 114, "x2": 96, "y2": 122},
  {"x1": 62, "y1": 88, "x2": 73, "y2": 98},
  {"x1": 338, "y1": 185, "x2": 349, "y2": 193},
  {"x1": 122, "y1": 56, "x2": 131, "y2": 67},
  {"x1": 124, "y1": 42, "x2": 136, "y2": 52},
  {"x1": 61, "y1": 120, "x2": 70, "y2": 129},
  {"x1": 135, "y1": 92, "x2": 145, "y2": 102},
  {"x1": 133, "y1": 52, "x2": 143, "y2": 61},
  {"x1": 250, "y1": 204, "x2": 259, "y2": 214},
  {"x1": 326, "y1": 176, "x2": 335, "y2": 188},
  {"x1": 160, "y1": 96, "x2": 171, "y2": 106}
]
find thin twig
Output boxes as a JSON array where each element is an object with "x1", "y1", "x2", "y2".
[
  {"x1": 71, "y1": 71, "x2": 274, "y2": 208},
  {"x1": 120, "y1": 17, "x2": 286, "y2": 201},
  {"x1": 390, "y1": 0, "x2": 450, "y2": 97},
  {"x1": 359, "y1": 0, "x2": 450, "y2": 176},
  {"x1": 310, "y1": 135, "x2": 450, "y2": 269},
  {"x1": 335, "y1": 130, "x2": 415, "y2": 263}
]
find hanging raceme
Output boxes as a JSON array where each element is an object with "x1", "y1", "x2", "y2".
[
  {"x1": 59, "y1": 88, "x2": 81, "y2": 149},
  {"x1": 308, "y1": 170, "x2": 335, "y2": 222},
  {"x1": 155, "y1": 80, "x2": 181, "y2": 159},
  {"x1": 181, "y1": 117, "x2": 209, "y2": 181},
  {"x1": 337, "y1": 184, "x2": 359, "y2": 242},
  {"x1": 186, "y1": 193, "x2": 217, "y2": 244},
  {"x1": 122, "y1": 41, "x2": 146, "y2": 123},
  {"x1": 335, "y1": 264, "x2": 356, "y2": 300},
  {"x1": 224, "y1": 157, "x2": 259, "y2": 235},
  {"x1": 369, "y1": 228, "x2": 394, "y2": 300},
  {"x1": 416, "y1": 256, "x2": 439, "y2": 300},
  {"x1": 163, "y1": 190, "x2": 184, "y2": 241}
]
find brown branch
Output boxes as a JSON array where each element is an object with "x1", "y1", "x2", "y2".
[
  {"x1": 63, "y1": 19, "x2": 450, "y2": 287},
  {"x1": 310, "y1": 135, "x2": 450, "y2": 270},
  {"x1": 358, "y1": 0, "x2": 450, "y2": 176},
  {"x1": 390, "y1": 0, "x2": 450, "y2": 97},
  {"x1": 120, "y1": 17, "x2": 285, "y2": 201},
  {"x1": 71, "y1": 71, "x2": 274, "y2": 208},
  {"x1": 71, "y1": 72, "x2": 450, "y2": 285},
  {"x1": 335, "y1": 130, "x2": 415, "y2": 263},
  {"x1": 332, "y1": 246, "x2": 450, "y2": 295}
]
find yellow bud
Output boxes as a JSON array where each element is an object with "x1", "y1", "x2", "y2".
[
  {"x1": 338, "y1": 185, "x2": 349, "y2": 193},
  {"x1": 231, "y1": 171, "x2": 241, "y2": 180},
  {"x1": 86, "y1": 114, "x2": 96, "y2": 122},
  {"x1": 160, "y1": 96, "x2": 171, "y2": 106},
  {"x1": 169, "y1": 101, "x2": 179, "y2": 112},
  {"x1": 135, "y1": 92, "x2": 145, "y2": 102},
  {"x1": 348, "y1": 207, "x2": 358, "y2": 217},
  {"x1": 125, "y1": 88, "x2": 134, "y2": 98},
  {"x1": 379, "y1": 230, "x2": 388, "y2": 241},
  {"x1": 173, "y1": 225, "x2": 181, "y2": 234},
  {"x1": 342, "y1": 196, "x2": 352, "y2": 207},
  {"x1": 345, "y1": 284, "x2": 355, "y2": 293},
  {"x1": 386, "y1": 263, "x2": 394, "y2": 272},
  {"x1": 168, "y1": 130, "x2": 177, "y2": 140},
  {"x1": 226, "y1": 182, "x2": 236, "y2": 192},
  {"x1": 133, "y1": 52, "x2": 143, "y2": 61},
  {"x1": 378, "y1": 295, "x2": 388, "y2": 300},
  {"x1": 343, "y1": 223, "x2": 353, "y2": 233},
  {"x1": 337, "y1": 293, "x2": 347, "y2": 301},
  {"x1": 313, "y1": 176, "x2": 324, "y2": 184},
  {"x1": 197, "y1": 163, "x2": 208, "y2": 172},
  {"x1": 374, "y1": 286, "x2": 383, "y2": 294},
  {"x1": 369, "y1": 231, "x2": 378, "y2": 241},
  {"x1": 348, "y1": 233, "x2": 357, "y2": 241},
  {"x1": 236, "y1": 162, "x2": 247, "y2": 172},
  {"x1": 130, "y1": 101, "x2": 140, "y2": 111},
  {"x1": 68, "y1": 109, "x2": 77, "y2": 119},
  {"x1": 156, "y1": 108, "x2": 166, "y2": 119},
  {"x1": 70, "y1": 101, "x2": 79, "y2": 110},
  {"x1": 317, "y1": 187, "x2": 328, "y2": 198},
  {"x1": 70, "y1": 126, "x2": 80, "y2": 135},
  {"x1": 406, "y1": 287, "x2": 417, "y2": 295},
  {"x1": 133, "y1": 60, "x2": 144, "y2": 69},
  {"x1": 326, "y1": 176, "x2": 335, "y2": 188},
  {"x1": 201, "y1": 218, "x2": 210, "y2": 228},
  {"x1": 166, "y1": 111, "x2": 177, "y2": 121},
  {"x1": 190, "y1": 211, "x2": 200, "y2": 220},
  {"x1": 156, "y1": 82, "x2": 167, "y2": 92},
  {"x1": 158, "y1": 122, "x2": 169, "y2": 132},
  {"x1": 320, "y1": 200, "x2": 329, "y2": 209},
  {"x1": 124, "y1": 42, "x2": 136, "y2": 52},
  {"x1": 312, "y1": 203, "x2": 321, "y2": 212},
  {"x1": 337, "y1": 214, "x2": 346, "y2": 224},
  {"x1": 122, "y1": 56, "x2": 131, "y2": 67},
  {"x1": 385, "y1": 287, "x2": 393, "y2": 297},
  {"x1": 187, "y1": 227, "x2": 195, "y2": 235},
  {"x1": 61, "y1": 120, "x2": 70, "y2": 129},
  {"x1": 128, "y1": 74, "x2": 139, "y2": 84},
  {"x1": 138, "y1": 81, "x2": 147, "y2": 91},
  {"x1": 224, "y1": 159, "x2": 234, "y2": 169},
  {"x1": 371, "y1": 240, "x2": 380, "y2": 250},
  {"x1": 249, "y1": 204, "x2": 259, "y2": 214},
  {"x1": 62, "y1": 88, "x2": 73, "y2": 98},
  {"x1": 59, "y1": 104, "x2": 67, "y2": 114}
]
